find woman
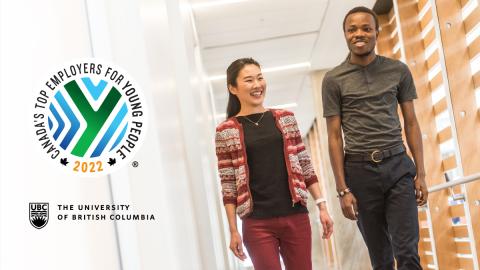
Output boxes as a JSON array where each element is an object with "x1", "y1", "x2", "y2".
[{"x1": 215, "y1": 58, "x2": 334, "y2": 270}]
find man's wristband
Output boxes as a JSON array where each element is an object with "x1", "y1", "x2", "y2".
[{"x1": 337, "y1": 188, "x2": 351, "y2": 198}]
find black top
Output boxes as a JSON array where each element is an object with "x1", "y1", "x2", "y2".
[{"x1": 237, "y1": 111, "x2": 308, "y2": 219}]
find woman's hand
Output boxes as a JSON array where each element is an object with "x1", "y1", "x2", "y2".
[
  {"x1": 230, "y1": 231, "x2": 247, "y2": 260},
  {"x1": 318, "y1": 205, "x2": 334, "y2": 239}
]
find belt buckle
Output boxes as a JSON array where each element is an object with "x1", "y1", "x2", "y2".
[{"x1": 370, "y1": 150, "x2": 382, "y2": 163}]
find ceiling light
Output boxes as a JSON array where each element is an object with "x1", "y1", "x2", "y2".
[
  {"x1": 208, "y1": 62, "x2": 311, "y2": 81},
  {"x1": 262, "y1": 62, "x2": 311, "y2": 73},
  {"x1": 191, "y1": 0, "x2": 248, "y2": 9}
]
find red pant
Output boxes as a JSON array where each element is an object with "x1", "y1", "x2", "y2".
[{"x1": 242, "y1": 213, "x2": 312, "y2": 270}]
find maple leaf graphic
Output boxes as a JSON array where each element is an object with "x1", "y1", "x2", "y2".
[
  {"x1": 60, "y1": 158, "x2": 69, "y2": 166},
  {"x1": 107, "y1": 158, "x2": 116, "y2": 166}
]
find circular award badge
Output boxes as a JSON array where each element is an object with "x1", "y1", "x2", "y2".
[{"x1": 32, "y1": 59, "x2": 148, "y2": 176}]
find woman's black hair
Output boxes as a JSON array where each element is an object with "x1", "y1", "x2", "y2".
[
  {"x1": 225, "y1": 58, "x2": 261, "y2": 119},
  {"x1": 342, "y1": 6, "x2": 379, "y2": 32}
]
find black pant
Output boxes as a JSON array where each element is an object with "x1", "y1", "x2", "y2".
[{"x1": 344, "y1": 153, "x2": 422, "y2": 270}]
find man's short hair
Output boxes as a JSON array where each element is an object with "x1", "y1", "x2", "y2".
[{"x1": 342, "y1": 6, "x2": 380, "y2": 32}]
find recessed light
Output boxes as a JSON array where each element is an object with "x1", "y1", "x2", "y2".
[
  {"x1": 191, "y1": 0, "x2": 248, "y2": 9},
  {"x1": 208, "y1": 62, "x2": 311, "y2": 81}
]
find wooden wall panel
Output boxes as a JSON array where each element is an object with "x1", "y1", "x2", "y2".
[
  {"x1": 420, "y1": 8, "x2": 433, "y2": 29},
  {"x1": 377, "y1": 15, "x2": 395, "y2": 58},
  {"x1": 442, "y1": 155, "x2": 457, "y2": 172},
  {"x1": 459, "y1": 257, "x2": 474, "y2": 269},
  {"x1": 426, "y1": 51, "x2": 439, "y2": 69},
  {"x1": 457, "y1": 241, "x2": 473, "y2": 254},
  {"x1": 435, "y1": 1, "x2": 480, "y2": 265},
  {"x1": 429, "y1": 191, "x2": 459, "y2": 268},
  {"x1": 418, "y1": 0, "x2": 429, "y2": 11},
  {"x1": 429, "y1": 72, "x2": 443, "y2": 90},
  {"x1": 469, "y1": 37, "x2": 480, "y2": 58},
  {"x1": 460, "y1": 0, "x2": 470, "y2": 7},
  {"x1": 437, "y1": 126, "x2": 452, "y2": 144},
  {"x1": 473, "y1": 70, "x2": 480, "y2": 88},
  {"x1": 464, "y1": 8, "x2": 480, "y2": 34},
  {"x1": 450, "y1": 203, "x2": 465, "y2": 217},
  {"x1": 433, "y1": 97, "x2": 447, "y2": 114},
  {"x1": 424, "y1": 28, "x2": 436, "y2": 47},
  {"x1": 435, "y1": 0, "x2": 480, "y2": 174},
  {"x1": 396, "y1": 0, "x2": 458, "y2": 268}
]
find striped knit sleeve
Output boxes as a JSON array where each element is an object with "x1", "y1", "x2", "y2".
[
  {"x1": 215, "y1": 127, "x2": 237, "y2": 205},
  {"x1": 291, "y1": 115, "x2": 319, "y2": 187}
]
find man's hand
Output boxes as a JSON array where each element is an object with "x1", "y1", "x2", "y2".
[
  {"x1": 318, "y1": 206, "x2": 334, "y2": 239},
  {"x1": 229, "y1": 231, "x2": 247, "y2": 261},
  {"x1": 339, "y1": 193, "x2": 358, "y2": 220},
  {"x1": 415, "y1": 174, "x2": 428, "y2": 206}
]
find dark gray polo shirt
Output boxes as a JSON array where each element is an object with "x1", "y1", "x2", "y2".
[{"x1": 322, "y1": 55, "x2": 417, "y2": 154}]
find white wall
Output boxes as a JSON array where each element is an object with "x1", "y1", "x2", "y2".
[
  {"x1": 0, "y1": 0, "x2": 228, "y2": 269},
  {"x1": 0, "y1": 1, "x2": 119, "y2": 270}
]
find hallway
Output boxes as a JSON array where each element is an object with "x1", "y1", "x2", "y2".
[{"x1": 1, "y1": 0, "x2": 479, "y2": 269}]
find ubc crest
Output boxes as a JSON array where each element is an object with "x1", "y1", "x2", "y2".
[{"x1": 29, "y1": 202, "x2": 49, "y2": 229}]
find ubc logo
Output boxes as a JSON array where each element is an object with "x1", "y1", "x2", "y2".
[
  {"x1": 32, "y1": 59, "x2": 148, "y2": 176},
  {"x1": 29, "y1": 203, "x2": 49, "y2": 229}
]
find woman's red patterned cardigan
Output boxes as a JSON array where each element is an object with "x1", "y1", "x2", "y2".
[{"x1": 215, "y1": 109, "x2": 319, "y2": 219}]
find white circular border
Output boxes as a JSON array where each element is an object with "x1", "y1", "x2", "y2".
[{"x1": 32, "y1": 58, "x2": 149, "y2": 177}]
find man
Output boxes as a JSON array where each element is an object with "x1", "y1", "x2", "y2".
[{"x1": 322, "y1": 6, "x2": 428, "y2": 270}]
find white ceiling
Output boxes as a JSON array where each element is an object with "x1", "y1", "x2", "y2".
[{"x1": 191, "y1": 0, "x2": 376, "y2": 134}]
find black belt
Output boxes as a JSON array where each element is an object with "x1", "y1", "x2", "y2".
[{"x1": 345, "y1": 145, "x2": 406, "y2": 163}]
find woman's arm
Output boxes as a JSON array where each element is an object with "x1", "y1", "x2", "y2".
[
  {"x1": 224, "y1": 204, "x2": 246, "y2": 260},
  {"x1": 215, "y1": 127, "x2": 245, "y2": 259},
  {"x1": 289, "y1": 112, "x2": 334, "y2": 239},
  {"x1": 307, "y1": 182, "x2": 334, "y2": 239}
]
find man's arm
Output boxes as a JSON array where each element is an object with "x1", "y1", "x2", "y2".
[
  {"x1": 400, "y1": 101, "x2": 428, "y2": 206},
  {"x1": 326, "y1": 116, "x2": 358, "y2": 220}
]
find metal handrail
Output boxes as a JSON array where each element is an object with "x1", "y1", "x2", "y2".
[{"x1": 428, "y1": 172, "x2": 480, "y2": 193}]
